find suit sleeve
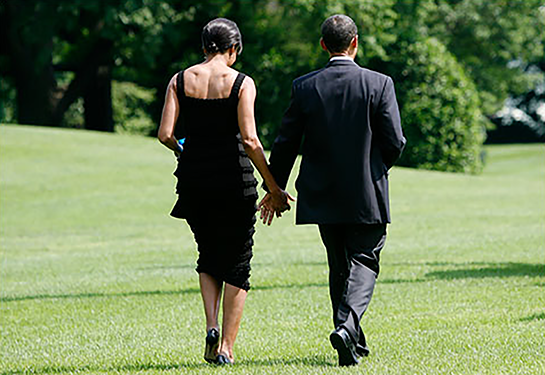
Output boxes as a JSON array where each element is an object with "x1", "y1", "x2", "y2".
[
  {"x1": 267, "y1": 81, "x2": 305, "y2": 190},
  {"x1": 375, "y1": 77, "x2": 406, "y2": 169}
]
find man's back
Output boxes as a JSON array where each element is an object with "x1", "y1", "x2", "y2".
[
  {"x1": 262, "y1": 14, "x2": 406, "y2": 367},
  {"x1": 269, "y1": 58, "x2": 405, "y2": 225}
]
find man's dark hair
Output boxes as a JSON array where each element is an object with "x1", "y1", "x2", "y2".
[
  {"x1": 202, "y1": 18, "x2": 243, "y2": 55},
  {"x1": 320, "y1": 15, "x2": 358, "y2": 53}
]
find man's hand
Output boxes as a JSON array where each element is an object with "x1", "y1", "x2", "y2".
[{"x1": 258, "y1": 190, "x2": 296, "y2": 226}]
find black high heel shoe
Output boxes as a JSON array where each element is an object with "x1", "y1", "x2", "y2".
[
  {"x1": 216, "y1": 353, "x2": 233, "y2": 365},
  {"x1": 204, "y1": 328, "x2": 220, "y2": 364}
]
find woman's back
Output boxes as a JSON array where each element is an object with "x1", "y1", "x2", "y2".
[
  {"x1": 183, "y1": 65, "x2": 238, "y2": 100},
  {"x1": 177, "y1": 66, "x2": 244, "y2": 139},
  {"x1": 171, "y1": 64, "x2": 257, "y2": 219}
]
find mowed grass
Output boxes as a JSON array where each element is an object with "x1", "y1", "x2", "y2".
[{"x1": 0, "y1": 124, "x2": 544, "y2": 375}]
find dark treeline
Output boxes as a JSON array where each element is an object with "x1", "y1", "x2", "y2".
[{"x1": 0, "y1": 0, "x2": 543, "y2": 173}]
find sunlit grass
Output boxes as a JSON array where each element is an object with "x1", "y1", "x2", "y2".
[{"x1": 1, "y1": 125, "x2": 544, "y2": 374}]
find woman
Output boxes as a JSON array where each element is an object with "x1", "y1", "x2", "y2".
[{"x1": 158, "y1": 18, "x2": 292, "y2": 365}]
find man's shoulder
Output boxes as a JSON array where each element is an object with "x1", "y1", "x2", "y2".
[
  {"x1": 357, "y1": 66, "x2": 393, "y2": 87},
  {"x1": 293, "y1": 64, "x2": 393, "y2": 89},
  {"x1": 293, "y1": 68, "x2": 326, "y2": 88},
  {"x1": 359, "y1": 66, "x2": 390, "y2": 78}
]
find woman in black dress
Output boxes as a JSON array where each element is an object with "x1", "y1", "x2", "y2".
[{"x1": 157, "y1": 18, "x2": 292, "y2": 365}]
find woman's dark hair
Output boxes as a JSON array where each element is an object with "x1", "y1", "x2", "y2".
[
  {"x1": 201, "y1": 18, "x2": 243, "y2": 55},
  {"x1": 321, "y1": 14, "x2": 358, "y2": 53}
]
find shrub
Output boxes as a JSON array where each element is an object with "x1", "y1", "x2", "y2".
[
  {"x1": 112, "y1": 81, "x2": 156, "y2": 136},
  {"x1": 0, "y1": 78, "x2": 17, "y2": 124},
  {"x1": 386, "y1": 38, "x2": 487, "y2": 173}
]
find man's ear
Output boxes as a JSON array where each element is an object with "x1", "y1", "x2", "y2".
[
  {"x1": 320, "y1": 38, "x2": 328, "y2": 52},
  {"x1": 351, "y1": 35, "x2": 358, "y2": 48}
]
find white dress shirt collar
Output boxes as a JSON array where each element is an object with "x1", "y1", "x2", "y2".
[{"x1": 329, "y1": 56, "x2": 354, "y2": 62}]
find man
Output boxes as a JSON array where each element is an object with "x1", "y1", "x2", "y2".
[{"x1": 260, "y1": 14, "x2": 406, "y2": 366}]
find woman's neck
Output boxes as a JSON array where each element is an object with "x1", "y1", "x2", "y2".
[{"x1": 203, "y1": 53, "x2": 231, "y2": 67}]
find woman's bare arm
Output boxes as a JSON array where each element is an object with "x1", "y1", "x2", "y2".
[
  {"x1": 237, "y1": 76, "x2": 293, "y2": 215},
  {"x1": 158, "y1": 75, "x2": 181, "y2": 154}
]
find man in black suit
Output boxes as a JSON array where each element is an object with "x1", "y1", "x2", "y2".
[{"x1": 260, "y1": 14, "x2": 406, "y2": 366}]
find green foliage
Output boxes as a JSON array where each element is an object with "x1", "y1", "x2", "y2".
[
  {"x1": 62, "y1": 98, "x2": 85, "y2": 129},
  {"x1": 0, "y1": 77, "x2": 16, "y2": 123},
  {"x1": 1, "y1": 0, "x2": 543, "y2": 172},
  {"x1": 58, "y1": 80, "x2": 157, "y2": 135},
  {"x1": 1, "y1": 126, "x2": 544, "y2": 374},
  {"x1": 387, "y1": 38, "x2": 487, "y2": 173},
  {"x1": 428, "y1": 0, "x2": 545, "y2": 114},
  {"x1": 112, "y1": 81, "x2": 156, "y2": 136}
]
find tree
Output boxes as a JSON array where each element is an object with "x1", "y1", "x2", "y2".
[
  {"x1": 0, "y1": 0, "x2": 175, "y2": 131},
  {"x1": 1, "y1": 0, "x2": 542, "y2": 172},
  {"x1": 1, "y1": 1, "x2": 57, "y2": 126},
  {"x1": 425, "y1": 0, "x2": 545, "y2": 116}
]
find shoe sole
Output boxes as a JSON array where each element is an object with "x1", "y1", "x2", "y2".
[{"x1": 330, "y1": 332, "x2": 358, "y2": 366}]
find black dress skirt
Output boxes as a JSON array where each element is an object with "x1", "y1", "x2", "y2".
[{"x1": 169, "y1": 70, "x2": 258, "y2": 291}]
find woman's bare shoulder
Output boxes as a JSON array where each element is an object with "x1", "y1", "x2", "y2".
[
  {"x1": 167, "y1": 74, "x2": 178, "y2": 91},
  {"x1": 240, "y1": 74, "x2": 256, "y2": 93},
  {"x1": 241, "y1": 73, "x2": 254, "y2": 85}
]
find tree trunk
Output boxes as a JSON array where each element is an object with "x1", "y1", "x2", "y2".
[
  {"x1": 3, "y1": 1, "x2": 57, "y2": 126},
  {"x1": 84, "y1": 64, "x2": 113, "y2": 132},
  {"x1": 3, "y1": 2, "x2": 115, "y2": 130}
]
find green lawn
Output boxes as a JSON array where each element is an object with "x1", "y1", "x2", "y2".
[{"x1": 1, "y1": 125, "x2": 544, "y2": 375}]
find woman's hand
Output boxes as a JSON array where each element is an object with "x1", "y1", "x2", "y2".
[{"x1": 259, "y1": 190, "x2": 296, "y2": 226}]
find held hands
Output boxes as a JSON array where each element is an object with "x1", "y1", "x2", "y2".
[{"x1": 258, "y1": 189, "x2": 296, "y2": 226}]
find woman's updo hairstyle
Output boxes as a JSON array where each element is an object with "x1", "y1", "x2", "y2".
[{"x1": 202, "y1": 18, "x2": 243, "y2": 55}]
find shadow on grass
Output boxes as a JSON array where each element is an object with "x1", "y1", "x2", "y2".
[
  {"x1": 425, "y1": 262, "x2": 544, "y2": 280},
  {"x1": 2, "y1": 262, "x2": 541, "y2": 303},
  {"x1": 0, "y1": 288, "x2": 200, "y2": 303},
  {"x1": 520, "y1": 312, "x2": 545, "y2": 322},
  {"x1": 362, "y1": 262, "x2": 544, "y2": 284},
  {"x1": 0, "y1": 356, "x2": 334, "y2": 375},
  {"x1": 0, "y1": 282, "x2": 328, "y2": 303}
]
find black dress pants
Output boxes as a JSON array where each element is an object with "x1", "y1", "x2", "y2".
[{"x1": 319, "y1": 223, "x2": 387, "y2": 350}]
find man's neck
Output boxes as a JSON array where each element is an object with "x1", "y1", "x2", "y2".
[
  {"x1": 328, "y1": 52, "x2": 356, "y2": 60},
  {"x1": 330, "y1": 55, "x2": 353, "y2": 60}
]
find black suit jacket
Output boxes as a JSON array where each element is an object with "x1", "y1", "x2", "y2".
[{"x1": 268, "y1": 59, "x2": 406, "y2": 225}]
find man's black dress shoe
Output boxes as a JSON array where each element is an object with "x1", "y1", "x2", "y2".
[
  {"x1": 204, "y1": 328, "x2": 220, "y2": 364},
  {"x1": 216, "y1": 353, "x2": 232, "y2": 365},
  {"x1": 356, "y1": 344, "x2": 370, "y2": 357},
  {"x1": 356, "y1": 332, "x2": 370, "y2": 357},
  {"x1": 329, "y1": 327, "x2": 359, "y2": 366}
]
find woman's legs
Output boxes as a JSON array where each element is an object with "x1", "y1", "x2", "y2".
[
  {"x1": 199, "y1": 273, "x2": 223, "y2": 331},
  {"x1": 219, "y1": 283, "x2": 247, "y2": 361}
]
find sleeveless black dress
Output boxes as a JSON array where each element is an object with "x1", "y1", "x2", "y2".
[{"x1": 170, "y1": 70, "x2": 258, "y2": 291}]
